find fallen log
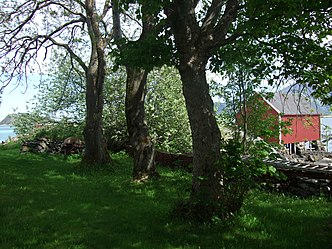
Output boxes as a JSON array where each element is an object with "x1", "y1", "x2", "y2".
[
  {"x1": 155, "y1": 151, "x2": 193, "y2": 171},
  {"x1": 124, "y1": 146, "x2": 193, "y2": 171}
]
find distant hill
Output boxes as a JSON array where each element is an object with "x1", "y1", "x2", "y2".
[
  {"x1": 213, "y1": 85, "x2": 331, "y2": 115},
  {"x1": 280, "y1": 85, "x2": 331, "y2": 115},
  {"x1": 214, "y1": 102, "x2": 226, "y2": 114},
  {"x1": 0, "y1": 114, "x2": 16, "y2": 125}
]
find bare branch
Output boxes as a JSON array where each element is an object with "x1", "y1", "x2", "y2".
[
  {"x1": 122, "y1": 10, "x2": 142, "y2": 29},
  {"x1": 42, "y1": 36, "x2": 88, "y2": 72},
  {"x1": 0, "y1": 0, "x2": 91, "y2": 89},
  {"x1": 39, "y1": 18, "x2": 85, "y2": 44},
  {"x1": 219, "y1": 31, "x2": 242, "y2": 46},
  {"x1": 50, "y1": 1, "x2": 86, "y2": 18},
  {"x1": 7, "y1": 1, "x2": 53, "y2": 40}
]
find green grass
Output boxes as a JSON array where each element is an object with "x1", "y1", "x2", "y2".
[{"x1": 1, "y1": 144, "x2": 331, "y2": 249}]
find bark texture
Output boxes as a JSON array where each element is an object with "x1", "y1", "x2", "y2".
[
  {"x1": 112, "y1": 3, "x2": 157, "y2": 180},
  {"x1": 82, "y1": 0, "x2": 110, "y2": 164},
  {"x1": 126, "y1": 67, "x2": 157, "y2": 181},
  {"x1": 165, "y1": 0, "x2": 240, "y2": 218},
  {"x1": 180, "y1": 63, "x2": 222, "y2": 204}
]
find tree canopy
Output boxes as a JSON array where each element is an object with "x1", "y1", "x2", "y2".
[
  {"x1": 211, "y1": 0, "x2": 331, "y2": 103},
  {"x1": 0, "y1": 0, "x2": 119, "y2": 164},
  {"x1": 1, "y1": 0, "x2": 331, "y2": 221}
]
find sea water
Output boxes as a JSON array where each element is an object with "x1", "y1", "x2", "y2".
[{"x1": 0, "y1": 125, "x2": 16, "y2": 142}]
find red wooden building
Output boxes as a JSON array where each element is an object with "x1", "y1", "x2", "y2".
[{"x1": 264, "y1": 92, "x2": 321, "y2": 148}]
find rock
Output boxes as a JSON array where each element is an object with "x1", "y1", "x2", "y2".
[
  {"x1": 20, "y1": 137, "x2": 84, "y2": 155},
  {"x1": 61, "y1": 137, "x2": 85, "y2": 155},
  {"x1": 306, "y1": 154, "x2": 316, "y2": 162},
  {"x1": 314, "y1": 157, "x2": 332, "y2": 166},
  {"x1": 20, "y1": 140, "x2": 48, "y2": 153},
  {"x1": 303, "y1": 178, "x2": 318, "y2": 184}
]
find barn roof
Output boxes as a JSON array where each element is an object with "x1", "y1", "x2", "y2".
[{"x1": 269, "y1": 92, "x2": 320, "y2": 115}]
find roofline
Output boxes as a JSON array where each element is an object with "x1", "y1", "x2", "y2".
[{"x1": 261, "y1": 95, "x2": 281, "y2": 114}]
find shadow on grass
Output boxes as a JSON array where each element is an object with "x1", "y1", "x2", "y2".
[
  {"x1": 235, "y1": 194, "x2": 332, "y2": 249},
  {"x1": 1, "y1": 147, "x2": 331, "y2": 249}
]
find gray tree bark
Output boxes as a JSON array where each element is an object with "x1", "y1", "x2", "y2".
[
  {"x1": 179, "y1": 59, "x2": 223, "y2": 205},
  {"x1": 112, "y1": 2, "x2": 157, "y2": 180},
  {"x1": 82, "y1": 0, "x2": 110, "y2": 164},
  {"x1": 126, "y1": 67, "x2": 157, "y2": 180},
  {"x1": 165, "y1": 0, "x2": 240, "y2": 216}
]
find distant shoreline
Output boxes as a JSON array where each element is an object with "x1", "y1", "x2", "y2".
[{"x1": 0, "y1": 125, "x2": 16, "y2": 142}]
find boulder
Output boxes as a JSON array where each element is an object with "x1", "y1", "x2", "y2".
[{"x1": 61, "y1": 137, "x2": 84, "y2": 155}]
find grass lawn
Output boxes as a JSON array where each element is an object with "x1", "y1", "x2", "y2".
[{"x1": 1, "y1": 143, "x2": 331, "y2": 249}]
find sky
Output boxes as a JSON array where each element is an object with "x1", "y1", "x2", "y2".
[
  {"x1": 0, "y1": 70, "x2": 277, "y2": 122},
  {"x1": 0, "y1": 79, "x2": 38, "y2": 121},
  {"x1": 0, "y1": 70, "x2": 222, "y2": 121}
]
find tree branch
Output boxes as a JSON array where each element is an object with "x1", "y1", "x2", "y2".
[
  {"x1": 201, "y1": 0, "x2": 225, "y2": 34},
  {"x1": 213, "y1": 0, "x2": 240, "y2": 44},
  {"x1": 43, "y1": 36, "x2": 88, "y2": 72},
  {"x1": 102, "y1": 0, "x2": 112, "y2": 19}
]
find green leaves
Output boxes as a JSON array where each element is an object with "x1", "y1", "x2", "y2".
[
  {"x1": 114, "y1": 33, "x2": 174, "y2": 70},
  {"x1": 212, "y1": 0, "x2": 331, "y2": 105},
  {"x1": 146, "y1": 66, "x2": 192, "y2": 153}
]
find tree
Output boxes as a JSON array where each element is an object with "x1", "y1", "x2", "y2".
[
  {"x1": 79, "y1": 0, "x2": 111, "y2": 164},
  {"x1": 16, "y1": 50, "x2": 191, "y2": 155},
  {"x1": 164, "y1": 0, "x2": 240, "y2": 219},
  {"x1": 33, "y1": 51, "x2": 86, "y2": 122},
  {"x1": 111, "y1": 2, "x2": 156, "y2": 180},
  {"x1": 146, "y1": 66, "x2": 192, "y2": 154},
  {"x1": 163, "y1": 0, "x2": 331, "y2": 220},
  {"x1": 112, "y1": 1, "x2": 173, "y2": 180},
  {"x1": 322, "y1": 124, "x2": 332, "y2": 152},
  {"x1": 211, "y1": 61, "x2": 285, "y2": 153},
  {"x1": 0, "y1": 0, "x2": 115, "y2": 165}
]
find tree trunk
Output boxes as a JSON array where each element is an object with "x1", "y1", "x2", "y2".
[
  {"x1": 177, "y1": 58, "x2": 223, "y2": 209},
  {"x1": 239, "y1": 71, "x2": 248, "y2": 153},
  {"x1": 164, "y1": 0, "x2": 241, "y2": 219},
  {"x1": 126, "y1": 67, "x2": 157, "y2": 181},
  {"x1": 111, "y1": 2, "x2": 157, "y2": 180},
  {"x1": 82, "y1": 0, "x2": 110, "y2": 165},
  {"x1": 82, "y1": 66, "x2": 110, "y2": 164}
]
